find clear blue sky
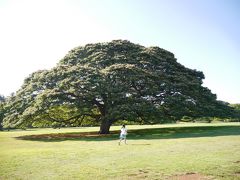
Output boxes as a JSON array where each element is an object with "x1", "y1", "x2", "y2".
[{"x1": 0, "y1": 0, "x2": 239, "y2": 103}]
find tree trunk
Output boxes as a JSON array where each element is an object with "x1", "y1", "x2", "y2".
[{"x1": 99, "y1": 120, "x2": 111, "y2": 134}]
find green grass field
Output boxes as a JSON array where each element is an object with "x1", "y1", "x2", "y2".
[{"x1": 0, "y1": 123, "x2": 240, "y2": 180}]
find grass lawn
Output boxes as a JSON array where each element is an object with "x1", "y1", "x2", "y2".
[{"x1": 0, "y1": 122, "x2": 240, "y2": 180}]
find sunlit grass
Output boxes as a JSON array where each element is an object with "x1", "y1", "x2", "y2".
[{"x1": 0, "y1": 122, "x2": 240, "y2": 180}]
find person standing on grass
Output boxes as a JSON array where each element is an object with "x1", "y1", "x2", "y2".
[{"x1": 119, "y1": 124, "x2": 127, "y2": 145}]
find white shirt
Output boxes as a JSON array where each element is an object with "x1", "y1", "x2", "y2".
[{"x1": 120, "y1": 127, "x2": 127, "y2": 135}]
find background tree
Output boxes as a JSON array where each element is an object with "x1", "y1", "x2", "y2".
[
  {"x1": 2, "y1": 40, "x2": 235, "y2": 133},
  {"x1": 230, "y1": 104, "x2": 240, "y2": 121},
  {"x1": 0, "y1": 95, "x2": 5, "y2": 102},
  {"x1": 0, "y1": 95, "x2": 6, "y2": 130}
]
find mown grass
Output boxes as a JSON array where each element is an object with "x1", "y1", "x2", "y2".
[{"x1": 0, "y1": 123, "x2": 240, "y2": 180}]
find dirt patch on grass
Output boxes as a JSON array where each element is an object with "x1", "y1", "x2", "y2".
[
  {"x1": 127, "y1": 169, "x2": 150, "y2": 179},
  {"x1": 127, "y1": 171, "x2": 211, "y2": 180},
  {"x1": 234, "y1": 171, "x2": 240, "y2": 176},
  {"x1": 167, "y1": 172, "x2": 212, "y2": 180}
]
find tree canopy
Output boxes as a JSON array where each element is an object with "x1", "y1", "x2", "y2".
[{"x1": 1, "y1": 40, "x2": 235, "y2": 133}]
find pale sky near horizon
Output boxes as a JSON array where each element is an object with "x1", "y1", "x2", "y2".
[{"x1": 0, "y1": 0, "x2": 239, "y2": 103}]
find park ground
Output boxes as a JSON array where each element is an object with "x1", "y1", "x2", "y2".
[{"x1": 0, "y1": 122, "x2": 240, "y2": 180}]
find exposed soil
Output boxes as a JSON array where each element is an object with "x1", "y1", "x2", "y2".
[
  {"x1": 234, "y1": 171, "x2": 240, "y2": 176},
  {"x1": 167, "y1": 172, "x2": 212, "y2": 180}
]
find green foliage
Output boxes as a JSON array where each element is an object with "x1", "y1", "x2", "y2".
[
  {"x1": 230, "y1": 103, "x2": 240, "y2": 118},
  {"x1": 0, "y1": 105, "x2": 4, "y2": 130},
  {"x1": 0, "y1": 95, "x2": 6, "y2": 130},
  {"x1": 231, "y1": 103, "x2": 240, "y2": 110},
  {"x1": 222, "y1": 104, "x2": 240, "y2": 122},
  {"x1": 2, "y1": 40, "x2": 235, "y2": 133}
]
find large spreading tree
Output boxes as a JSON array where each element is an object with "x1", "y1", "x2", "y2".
[{"x1": 2, "y1": 40, "x2": 235, "y2": 133}]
